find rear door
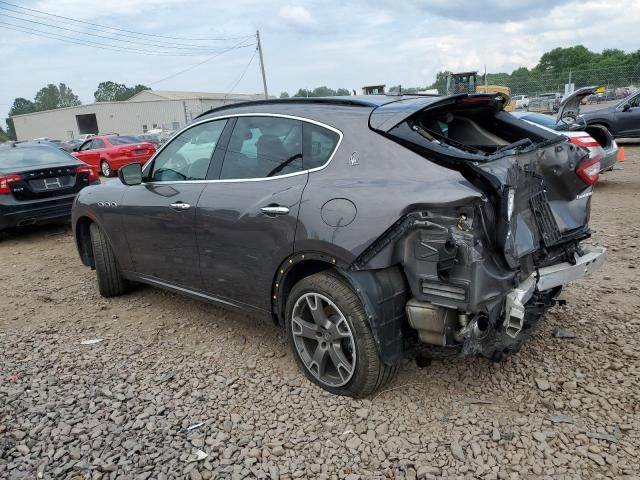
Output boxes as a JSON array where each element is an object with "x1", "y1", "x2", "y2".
[
  {"x1": 119, "y1": 119, "x2": 227, "y2": 289},
  {"x1": 196, "y1": 115, "x2": 309, "y2": 311}
]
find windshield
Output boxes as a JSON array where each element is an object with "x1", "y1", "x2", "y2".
[
  {"x1": 108, "y1": 135, "x2": 142, "y2": 145},
  {"x1": 0, "y1": 146, "x2": 76, "y2": 168}
]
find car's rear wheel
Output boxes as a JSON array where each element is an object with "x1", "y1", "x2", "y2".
[
  {"x1": 89, "y1": 223, "x2": 130, "y2": 297},
  {"x1": 100, "y1": 160, "x2": 112, "y2": 177},
  {"x1": 285, "y1": 272, "x2": 396, "y2": 397}
]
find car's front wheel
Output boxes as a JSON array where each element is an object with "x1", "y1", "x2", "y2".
[
  {"x1": 285, "y1": 272, "x2": 396, "y2": 397},
  {"x1": 100, "y1": 160, "x2": 112, "y2": 177},
  {"x1": 89, "y1": 223, "x2": 130, "y2": 298}
]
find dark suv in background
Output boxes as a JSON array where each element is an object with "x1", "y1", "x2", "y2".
[{"x1": 72, "y1": 94, "x2": 605, "y2": 397}]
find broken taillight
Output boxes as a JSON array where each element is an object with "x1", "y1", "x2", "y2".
[
  {"x1": 76, "y1": 165, "x2": 99, "y2": 182},
  {"x1": 0, "y1": 174, "x2": 22, "y2": 194},
  {"x1": 575, "y1": 156, "x2": 601, "y2": 185},
  {"x1": 568, "y1": 135, "x2": 600, "y2": 148}
]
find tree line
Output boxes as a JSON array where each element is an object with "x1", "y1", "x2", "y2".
[
  {"x1": 279, "y1": 86, "x2": 351, "y2": 98},
  {"x1": 4, "y1": 82, "x2": 149, "y2": 140},
  {"x1": 424, "y1": 46, "x2": 640, "y2": 96}
]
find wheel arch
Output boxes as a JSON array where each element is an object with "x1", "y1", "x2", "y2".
[
  {"x1": 587, "y1": 119, "x2": 612, "y2": 133},
  {"x1": 273, "y1": 252, "x2": 409, "y2": 366},
  {"x1": 75, "y1": 215, "x2": 95, "y2": 268}
]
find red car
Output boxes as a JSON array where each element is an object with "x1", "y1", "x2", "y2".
[{"x1": 72, "y1": 135, "x2": 156, "y2": 177}]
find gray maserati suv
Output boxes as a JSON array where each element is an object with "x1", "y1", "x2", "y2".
[{"x1": 72, "y1": 93, "x2": 606, "y2": 397}]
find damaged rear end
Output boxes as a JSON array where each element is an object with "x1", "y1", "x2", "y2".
[{"x1": 364, "y1": 93, "x2": 606, "y2": 360}]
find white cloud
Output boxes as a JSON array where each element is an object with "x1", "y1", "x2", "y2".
[
  {"x1": 277, "y1": 6, "x2": 315, "y2": 30},
  {"x1": 1, "y1": 0, "x2": 639, "y2": 122}
]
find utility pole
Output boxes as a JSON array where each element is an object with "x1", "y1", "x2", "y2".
[{"x1": 256, "y1": 30, "x2": 269, "y2": 99}]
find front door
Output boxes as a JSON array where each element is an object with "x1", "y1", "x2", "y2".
[
  {"x1": 120, "y1": 119, "x2": 228, "y2": 289},
  {"x1": 197, "y1": 116, "x2": 307, "y2": 311},
  {"x1": 615, "y1": 93, "x2": 640, "y2": 137},
  {"x1": 74, "y1": 138, "x2": 102, "y2": 169}
]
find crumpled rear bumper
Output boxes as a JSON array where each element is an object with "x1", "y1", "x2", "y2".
[
  {"x1": 537, "y1": 246, "x2": 607, "y2": 290},
  {"x1": 503, "y1": 246, "x2": 606, "y2": 337}
]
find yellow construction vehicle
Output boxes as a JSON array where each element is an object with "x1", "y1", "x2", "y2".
[{"x1": 445, "y1": 71, "x2": 515, "y2": 111}]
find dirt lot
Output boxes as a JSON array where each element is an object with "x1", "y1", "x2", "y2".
[{"x1": 1, "y1": 147, "x2": 639, "y2": 480}]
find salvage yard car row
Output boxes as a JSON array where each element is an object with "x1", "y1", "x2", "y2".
[{"x1": 1, "y1": 89, "x2": 634, "y2": 397}]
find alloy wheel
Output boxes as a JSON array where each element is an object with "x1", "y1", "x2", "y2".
[
  {"x1": 291, "y1": 292, "x2": 356, "y2": 387},
  {"x1": 101, "y1": 161, "x2": 111, "y2": 177}
]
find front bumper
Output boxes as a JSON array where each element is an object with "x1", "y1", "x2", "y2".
[{"x1": 600, "y1": 143, "x2": 619, "y2": 172}]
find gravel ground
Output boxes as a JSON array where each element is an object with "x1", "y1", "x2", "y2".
[{"x1": 1, "y1": 146, "x2": 639, "y2": 479}]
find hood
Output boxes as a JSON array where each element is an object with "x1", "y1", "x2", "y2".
[{"x1": 556, "y1": 85, "x2": 605, "y2": 124}]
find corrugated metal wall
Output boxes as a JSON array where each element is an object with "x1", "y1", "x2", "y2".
[{"x1": 12, "y1": 98, "x2": 243, "y2": 140}]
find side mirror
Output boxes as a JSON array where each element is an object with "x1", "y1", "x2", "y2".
[
  {"x1": 118, "y1": 163, "x2": 143, "y2": 186},
  {"x1": 623, "y1": 103, "x2": 632, "y2": 112},
  {"x1": 73, "y1": 146, "x2": 79, "y2": 152}
]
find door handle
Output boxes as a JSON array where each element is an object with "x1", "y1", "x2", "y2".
[
  {"x1": 261, "y1": 205, "x2": 290, "y2": 216},
  {"x1": 170, "y1": 202, "x2": 191, "y2": 210}
]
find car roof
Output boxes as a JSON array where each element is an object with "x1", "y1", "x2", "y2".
[{"x1": 196, "y1": 94, "x2": 444, "y2": 120}]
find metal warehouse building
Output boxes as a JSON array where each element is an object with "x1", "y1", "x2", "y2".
[{"x1": 11, "y1": 90, "x2": 266, "y2": 141}]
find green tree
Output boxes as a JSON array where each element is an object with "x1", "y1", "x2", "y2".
[
  {"x1": 537, "y1": 45, "x2": 596, "y2": 73},
  {"x1": 94, "y1": 81, "x2": 150, "y2": 102},
  {"x1": 291, "y1": 86, "x2": 351, "y2": 98},
  {"x1": 0, "y1": 125, "x2": 8, "y2": 142},
  {"x1": 34, "y1": 83, "x2": 81, "y2": 111},
  {"x1": 5, "y1": 97, "x2": 37, "y2": 140},
  {"x1": 279, "y1": 91, "x2": 290, "y2": 99},
  {"x1": 425, "y1": 70, "x2": 452, "y2": 95}
]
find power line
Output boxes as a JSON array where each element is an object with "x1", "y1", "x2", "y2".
[
  {"x1": 0, "y1": 0, "x2": 249, "y2": 42},
  {"x1": 0, "y1": 11, "x2": 244, "y2": 52},
  {"x1": 149, "y1": 39, "x2": 257, "y2": 85},
  {"x1": 0, "y1": 22, "x2": 210, "y2": 56},
  {"x1": 0, "y1": 22, "x2": 254, "y2": 57},
  {"x1": 224, "y1": 48, "x2": 258, "y2": 98}
]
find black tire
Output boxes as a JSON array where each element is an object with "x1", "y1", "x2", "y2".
[
  {"x1": 285, "y1": 271, "x2": 396, "y2": 397},
  {"x1": 89, "y1": 223, "x2": 130, "y2": 297},
  {"x1": 100, "y1": 160, "x2": 113, "y2": 177}
]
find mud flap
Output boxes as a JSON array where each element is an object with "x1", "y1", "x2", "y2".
[{"x1": 341, "y1": 266, "x2": 409, "y2": 366}]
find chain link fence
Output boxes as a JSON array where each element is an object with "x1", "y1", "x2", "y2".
[{"x1": 486, "y1": 63, "x2": 640, "y2": 101}]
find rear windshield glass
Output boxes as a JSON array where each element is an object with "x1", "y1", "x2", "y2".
[
  {"x1": 520, "y1": 113, "x2": 559, "y2": 129},
  {"x1": 108, "y1": 135, "x2": 142, "y2": 145},
  {"x1": 0, "y1": 146, "x2": 76, "y2": 168}
]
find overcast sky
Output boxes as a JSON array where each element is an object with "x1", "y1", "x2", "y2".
[{"x1": 2, "y1": 0, "x2": 639, "y2": 123}]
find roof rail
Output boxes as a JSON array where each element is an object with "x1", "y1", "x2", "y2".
[{"x1": 196, "y1": 97, "x2": 375, "y2": 119}]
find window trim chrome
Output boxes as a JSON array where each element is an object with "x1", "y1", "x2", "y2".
[{"x1": 141, "y1": 112, "x2": 343, "y2": 185}]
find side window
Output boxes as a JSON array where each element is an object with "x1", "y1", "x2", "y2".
[
  {"x1": 150, "y1": 119, "x2": 227, "y2": 182},
  {"x1": 304, "y1": 123, "x2": 340, "y2": 169},
  {"x1": 92, "y1": 139, "x2": 105, "y2": 149},
  {"x1": 220, "y1": 117, "x2": 302, "y2": 180},
  {"x1": 80, "y1": 140, "x2": 93, "y2": 151}
]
